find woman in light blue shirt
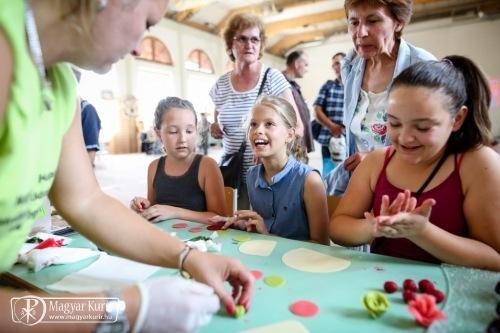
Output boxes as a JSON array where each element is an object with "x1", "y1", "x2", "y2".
[{"x1": 326, "y1": 0, "x2": 435, "y2": 196}]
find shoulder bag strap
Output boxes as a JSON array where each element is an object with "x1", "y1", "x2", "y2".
[
  {"x1": 257, "y1": 67, "x2": 271, "y2": 97},
  {"x1": 239, "y1": 67, "x2": 271, "y2": 152}
]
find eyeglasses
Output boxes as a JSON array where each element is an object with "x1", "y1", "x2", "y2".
[{"x1": 233, "y1": 35, "x2": 261, "y2": 45}]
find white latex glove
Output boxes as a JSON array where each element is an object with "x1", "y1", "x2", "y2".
[{"x1": 134, "y1": 276, "x2": 220, "y2": 333}]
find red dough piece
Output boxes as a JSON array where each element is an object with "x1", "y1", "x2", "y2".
[
  {"x1": 418, "y1": 279, "x2": 435, "y2": 293},
  {"x1": 188, "y1": 226, "x2": 203, "y2": 233},
  {"x1": 289, "y1": 300, "x2": 319, "y2": 317},
  {"x1": 383, "y1": 281, "x2": 398, "y2": 293},
  {"x1": 207, "y1": 222, "x2": 225, "y2": 231},
  {"x1": 250, "y1": 270, "x2": 263, "y2": 280},
  {"x1": 403, "y1": 279, "x2": 418, "y2": 292},
  {"x1": 429, "y1": 289, "x2": 445, "y2": 304},
  {"x1": 403, "y1": 290, "x2": 417, "y2": 303},
  {"x1": 172, "y1": 223, "x2": 188, "y2": 229},
  {"x1": 34, "y1": 238, "x2": 63, "y2": 250}
]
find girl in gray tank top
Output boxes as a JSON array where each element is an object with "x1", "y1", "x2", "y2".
[{"x1": 130, "y1": 97, "x2": 226, "y2": 224}]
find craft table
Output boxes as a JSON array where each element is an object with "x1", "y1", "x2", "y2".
[{"x1": 4, "y1": 219, "x2": 499, "y2": 333}]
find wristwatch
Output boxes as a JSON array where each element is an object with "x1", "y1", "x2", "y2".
[{"x1": 94, "y1": 290, "x2": 130, "y2": 333}]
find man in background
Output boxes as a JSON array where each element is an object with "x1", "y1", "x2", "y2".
[
  {"x1": 313, "y1": 52, "x2": 345, "y2": 176},
  {"x1": 73, "y1": 68, "x2": 101, "y2": 166},
  {"x1": 283, "y1": 50, "x2": 314, "y2": 158},
  {"x1": 81, "y1": 99, "x2": 101, "y2": 166},
  {"x1": 199, "y1": 112, "x2": 210, "y2": 155}
]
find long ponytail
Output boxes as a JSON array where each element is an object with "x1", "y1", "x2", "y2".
[{"x1": 391, "y1": 55, "x2": 493, "y2": 153}]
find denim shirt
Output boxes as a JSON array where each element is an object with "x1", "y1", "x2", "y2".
[
  {"x1": 326, "y1": 39, "x2": 436, "y2": 196},
  {"x1": 246, "y1": 157, "x2": 316, "y2": 241}
]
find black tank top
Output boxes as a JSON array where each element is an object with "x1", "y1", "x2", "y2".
[{"x1": 153, "y1": 154, "x2": 207, "y2": 212}]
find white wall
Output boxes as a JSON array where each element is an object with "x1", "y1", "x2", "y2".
[{"x1": 298, "y1": 18, "x2": 500, "y2": 137}]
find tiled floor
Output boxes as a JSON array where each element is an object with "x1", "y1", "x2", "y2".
[{"x1": 94, "y1": 142, "x2": 324, "y2": 205}]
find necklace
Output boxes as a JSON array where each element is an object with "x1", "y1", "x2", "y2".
[{"x1": 25, "y1": 2, "x2": 53, "y2": 111}]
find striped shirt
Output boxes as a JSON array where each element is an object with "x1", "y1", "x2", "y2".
[
  {"x1": 313, "y1": 79, "x2": 344, "y2": 145},
  {"x1": 209, "y1": 65, "x2": 290, "y2": 180}
]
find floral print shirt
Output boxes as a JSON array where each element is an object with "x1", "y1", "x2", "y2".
[{"x1": 350, "y1": 89, "x2": 388, "y2": 153}]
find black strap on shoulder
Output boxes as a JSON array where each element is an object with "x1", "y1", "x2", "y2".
[
  {"x1": 257, "y1": 68, "x2": 271, "y2": 97},
  {"x1": 414, "y1": 151, "x2": 449, "y2": 197},
  {"x1": 239, "y1": 67, "x2": 271, "y2": 151}
]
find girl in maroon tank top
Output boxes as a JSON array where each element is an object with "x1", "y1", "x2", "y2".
[{"x1": 329, "y1": 56, "x2": 500, "y2": 271}]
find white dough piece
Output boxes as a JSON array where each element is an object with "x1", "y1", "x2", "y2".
[
  {"x1": 47, "y1": 253, "x2": 160, "y2": 292},
  {"x1": 18, "y1": 247, "x2": 99, "y2": 272},
  {"x1": 239, "y1": 240, "x2": 277, "y2": 257},
  {"x1": 282, "y1": 247, "x2": 351, "y2": 273}
]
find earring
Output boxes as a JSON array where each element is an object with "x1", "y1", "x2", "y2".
[{"x1": 96, "y1": 0, "x2": 108, "y2": 12}]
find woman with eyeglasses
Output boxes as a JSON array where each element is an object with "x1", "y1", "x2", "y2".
[{"x1": 210, "y1": 13, "x2": 304, "y2": 209}]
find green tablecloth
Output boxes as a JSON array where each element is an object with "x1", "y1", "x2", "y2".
[{"x1": 6, "y1": 220, "x2": 499, "y2": 333}]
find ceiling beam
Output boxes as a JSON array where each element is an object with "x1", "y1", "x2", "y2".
[
  {"x1": 165, "y1": 0, "x2": 500, "y2": 58},
  {"x1": 173, "y1": 19, "x2": 213, "y2": 33},
  {"x1": 264, "y1": 0, "x2": 449, "y2": 37},
  {"x1": 272, "y1": 0, "x2": 326, "y2": 11},
  {"x1": 215, "y1": 4, "x2": 263, "y2": 34},
  {"x1": 268, "y1": 0, "x2": 489, "y2": 57},
  {"x1": 413, "y1": 0, "x2": 448, "y2": 4},
  {"x1": 268, "y1": 27, "x2": 344, "y2": 57},
  {"x1": 480, "y1": 1, "x2": 500, "y2": 15},
  {"x1": 215, "y1": 0, "x2": 324, "y2": 34},
  {"x1": 265, "y1": 9, "x2": 346, "y2": 37},
  {"x1": 412, "y1": 0, "x2": 500, "y2": 22},
  {"x1": 172, "y1": 7, "x2": 202, "y2": 22}
]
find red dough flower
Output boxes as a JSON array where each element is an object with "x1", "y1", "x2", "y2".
[
  {"x1": 408, "y1": 294, "x2": 446, "y2": 327},
  {"x1": 403, "y1": 279, "x2": 418, "y2": 292},
  {"x1": 383, "y1": 281, "x2": 398, "y2": 293}
]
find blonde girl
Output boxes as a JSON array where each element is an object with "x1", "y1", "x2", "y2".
[{"x1": 215, "y1": 96, "x2": 329, "y2": 244}]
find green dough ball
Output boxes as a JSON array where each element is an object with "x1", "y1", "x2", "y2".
[{"x1": 234, "y1": 305, "x2": 246, "y2": 319}]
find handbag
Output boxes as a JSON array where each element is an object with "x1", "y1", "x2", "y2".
[
  {"x1": 311, "y1": 119, "x2": 321, "y2": 140},
  {"x1": 219, "y1": 141, "x2": 246, "y2": 189},
  {"x1": 219, "y1": 68, "x2": 270, "y2": 189}
]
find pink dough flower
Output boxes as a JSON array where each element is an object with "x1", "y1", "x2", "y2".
[{"x1": 408, "y1": 294, "x2": 446, "y2": 327}]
